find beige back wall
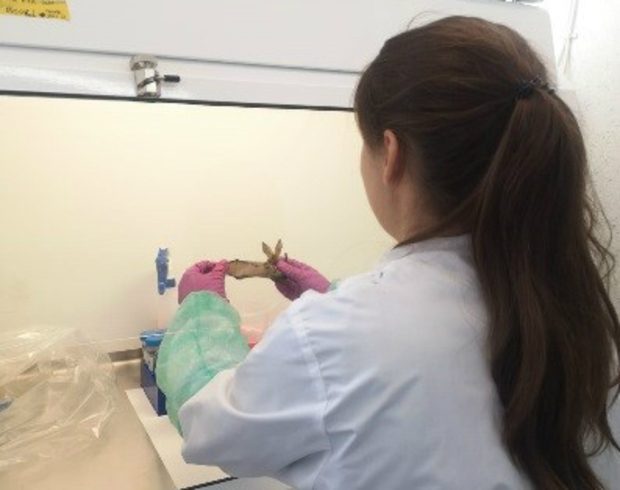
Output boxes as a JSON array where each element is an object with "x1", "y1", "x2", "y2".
[{"x1": 0, "y1": 96, "x2": 391, "y2": 351}]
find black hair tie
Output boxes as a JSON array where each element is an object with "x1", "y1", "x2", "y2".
[{"x1": 515, "y1": 77, "x2": 556, "y2": 100}]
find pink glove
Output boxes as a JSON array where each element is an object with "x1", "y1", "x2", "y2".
[
  {"x1": 178, "y1": 260, "x2": 228, "y2": 304},
  {"x1": 275, "y1": 258, "x2": 330, "y2": 301}
]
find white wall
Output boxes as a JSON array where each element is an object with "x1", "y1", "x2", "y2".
[{"x1": 0, "y1": 97, "x2": 391, "y2": 351}]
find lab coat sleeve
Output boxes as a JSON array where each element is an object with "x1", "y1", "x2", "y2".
[{"x1": 178, "y1": 294, "x2": 331, "y2": 486}]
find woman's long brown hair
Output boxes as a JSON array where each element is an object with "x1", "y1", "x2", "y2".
[{"x1": 355, "y1": 16, "x2": 620, "y2": 489}]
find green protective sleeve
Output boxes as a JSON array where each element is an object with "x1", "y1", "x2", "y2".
[{"x1": 155, "y1": 292, "x2": 250, "y2": 433}]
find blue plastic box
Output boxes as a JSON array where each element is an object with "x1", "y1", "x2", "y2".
[
  {"x1": 139, "y1": 329, "x2": 167, "y2": 416},
  {"x1": 140, "y1": 360, "x2": 167, "y2": 416}
]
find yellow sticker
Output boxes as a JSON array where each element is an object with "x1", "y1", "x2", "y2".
[{"x1": 0, "y1": 0, "x2": 70, "y2": 21}]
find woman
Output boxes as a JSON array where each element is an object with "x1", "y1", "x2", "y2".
[{"x1": 156, "y1": 16, "x2": 620, "y2": 489}]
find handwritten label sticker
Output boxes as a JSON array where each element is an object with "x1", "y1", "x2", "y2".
[{"x1": 0, "y1": 0, "x2": 70, "y2": 21}]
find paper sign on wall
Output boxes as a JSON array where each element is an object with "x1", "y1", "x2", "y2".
[{"x1": 0, "y1": 0, "x2": 70, "y2": 20}]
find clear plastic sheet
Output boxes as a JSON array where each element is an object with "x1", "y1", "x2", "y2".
[{"x1": 0, "y1": 327, "x2": 116, "y2": 471}]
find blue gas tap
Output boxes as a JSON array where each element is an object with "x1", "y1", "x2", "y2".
[{"x1": 156, "y1": 248, "x2": 176, "y2": 295}]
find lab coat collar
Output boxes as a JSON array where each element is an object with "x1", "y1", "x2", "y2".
[{"x1": 378, "y1": 234, "x2": 472, "y2": 266}]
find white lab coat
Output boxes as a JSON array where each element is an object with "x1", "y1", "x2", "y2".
[{"x1": 178, "y1": 235, "x2": 620, "y2": 489}]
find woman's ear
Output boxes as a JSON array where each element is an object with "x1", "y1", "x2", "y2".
[{"x1": 381, "y1": 129, "x2": 406, "y2": 186}]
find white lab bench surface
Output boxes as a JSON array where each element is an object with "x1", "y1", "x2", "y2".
[
  {"x1": 125, "y1": 388, "x2": 289, "y2": 490},
  {"x1": 0, "y1": 358, "x2": 290, "y2": 490}
]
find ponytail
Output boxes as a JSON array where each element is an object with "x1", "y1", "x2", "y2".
[
  {"x1": 474, "y1": 89, "x2": 620, "y2": 489},
  {"x1": 355, "y1": 16, "x2": 620, "y2": 489}
]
